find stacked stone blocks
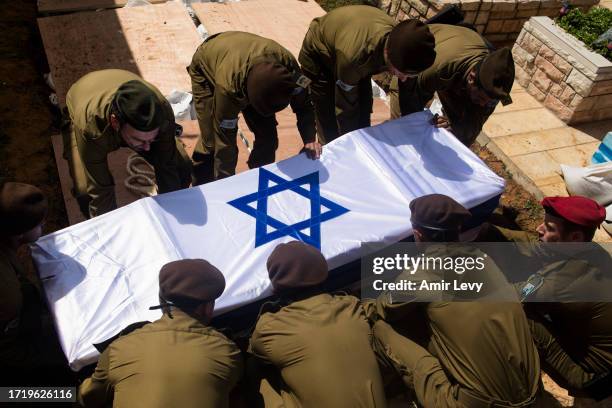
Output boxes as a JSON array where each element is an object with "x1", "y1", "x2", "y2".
[
  {"x1": 513, "y1": 18, "x2": 612, "y2": 123},
  {"x1": 379, "y1": 0, "x2": 598, "y2": 43}
]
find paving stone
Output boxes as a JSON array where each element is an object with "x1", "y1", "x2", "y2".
[
  {"x1": 533, "y1": 68, "x2": 552, "y2": 92},
  {"x1": 521, "y1": 32, "x2": 543, "y2": 54},
  {"x1": 527, "y1": 82, "x2": 547, "y2": 101},
  {"x1": 494, "y1": 90, "x2": 543, "y2": 113},
  {"x1": 547, "y1": 142, "x2": 600, "y2": 167},
  {"x1": 544, "y1": 94, "x2": 572, "y2": 122},
  {"x1": 483, "y1": 107, "x2": 565, "y2": 137},
  {"x1": 549, "y1": 83, "x2": 564, "y2": 98},
  {"x1": 492, "y1": 127, "x2": 596, "y2": 156},
  {"x1": 510, "y1": 151, "x2": 562, "y2": 184},
  {"x1": 539, "y1": 181, "x2": 569, "y2": 197}
]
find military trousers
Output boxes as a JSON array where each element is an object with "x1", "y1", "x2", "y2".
[
  {"x1": 190, "y1": 75, "x2": 279, "y2": 183},
  {"x1": 61, "y1": 112, "x2": 192, "y2": 218},
  {"x1": 389, "y1": 77, "x2": 495, "y2": 146}
]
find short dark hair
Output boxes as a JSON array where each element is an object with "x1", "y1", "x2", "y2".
[{"x1": 559, "y1": 219, "x2": 596, "y2": 242}]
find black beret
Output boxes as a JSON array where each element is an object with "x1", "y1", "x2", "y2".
[
  {"x1": 267, "y1": 241, "x2": 328, "y2": 294},
  {"x1": 159, "y1": 259, "x2": 225, "y2": 308},
  {"x1": 477, "y1": 48, "x2": 515, "y2": 106},
  {"x1": 247, "y1": 62, "x2": 296, "y2": 117},
  {"x1": 113, "y1": 80, "x2": 165, "y2": 131},
  {"x1": 387, "y1": 19, "x2": 436, "y2": 73},
  {"x1": 0, "y1": 182, "x2": 48, "y2": 237},
  {"x1": 409, "y1": 194, "x2": 471, "y2": 231}
]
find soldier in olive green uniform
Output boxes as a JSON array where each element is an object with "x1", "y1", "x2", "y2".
[
  {"x1": 79, "y1": 259, "x2": 243, "y2": 408},
  {"x1": 64, "y1": 69, "x2": 192, "y2": 218},
  {"x1": 248, "y1": 241, "x2": 387, "y2": 407},
  {"x1": 188, "y1": 32, "x2": 318, "y2": 183},
  {"x1": 0, "y1": 182, "x2": 69, "y2": 383},
  {"x1": 299, "y1": 6, "x2": 436, "y2": 144},
  {"x1": 369, "y1": 194, "x2": 541, "y2": 407},
  {"x1": 487, "y1": 196, "x2": 612, "y2": 401},
  {"x1": 390, "y1": 24, "x2": 515, "y2": 146}
]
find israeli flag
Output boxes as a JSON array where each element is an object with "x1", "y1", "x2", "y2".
[{"x1": 31, "y1": 111, "x2": 504, "y2": 370}]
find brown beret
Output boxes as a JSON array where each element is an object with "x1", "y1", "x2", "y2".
[
  {"x1": 159, "y1": 259, "x2": 225, "y2": 308},
  {"x1": 267, "y1": 241, "x2": 328, "y2": 294},
  {"x1": 477, "y1": 48, "x2": 514, "y2": 106},
  {"x1": 542, "y1": 196, "x2": 605, "y2": 228},
  {"x1": 247, "y1": 62, "x2": 296, "y2": 117},
  {"x1": 410, "y1": 194, "x2": 471, "y2": 231},
  {"x1": 387, "y1": 19, "x2": 436, "y2": 74},
  {"x1": 113, "y1": 80, "x2": 165, "y2": 131},
  {"x1": 0, "y1": 182, "x2": 48, "y2": 237}
]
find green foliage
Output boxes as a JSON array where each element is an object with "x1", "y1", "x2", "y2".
[
  {"x1": 557, "y1": 7, "x2": 612, "y2": 61},
  {"x1": 315, "y1": 0, "x2": 379, "y2": 12}
]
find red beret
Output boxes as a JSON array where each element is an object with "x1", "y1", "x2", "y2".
[{"x1": 541, "y1": 196, "x2": 605, "y2": 228}]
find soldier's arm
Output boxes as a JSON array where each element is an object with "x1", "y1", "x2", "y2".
[
  {"x1": 248, "y1": 317, "x2": 276, "y2": 365},
  {"x1": 78, "y1": 348, "x2": 113, "y2": 407},
  {"x1": 142, "y1": 101, "x2": 184, "y2": 194},
  {"x1": 212, "y1": 91, "x2": 242, "y2": 179},
  {"x1": 289, "y1": 88, "x2": 316, "y2": 145},
  {"x1": 372, "y1": 320, "x2": 458, "y2": 408},
  {"x1": 75, "y1": 128, "x2": 117, "y2": 218}
]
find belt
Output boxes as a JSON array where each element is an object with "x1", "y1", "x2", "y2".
[{"x1": 457, "y1": 387, "x2": 537, "y2": 408}]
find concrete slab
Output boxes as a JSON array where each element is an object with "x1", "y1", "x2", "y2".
[
  {"x1": 547, "y1": 141, "x2": 600, "y2": 167},
  {"x1": 483, "y1": 108, "x2": 566, "y2": 138},
  {"x1": 510, "y1": 151, "x2": 562, "y2": 184},
  {"x1": 493, "y1": 127, "x2": 597, "y2": 156}
]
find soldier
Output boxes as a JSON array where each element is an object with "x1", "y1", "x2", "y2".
[
  {"x1": 248, "y1": 241, "x2": 387, "y2": 407},
  {"x1": 64, "y1": 69, "x2": 192, "y2": 218},
  {"x1": 78, "y1": 259, "x2": 243, "y2": 408},
  {"x1": 188, "y1": 32, "x2": 319, "y2": 183},
  {"x1": 369, "y1": 194, "x2": 541, "y2": 407},
  {"x1": 390, "y1": 24, "x2": 515, "y2": 146},
  {"x1": 0, "y1": 182, "x2": 69, "y2": 383},
  {"x1": 489, "y1": 196, "x2": 612, "y2": 402},
  {"x1": 299, "y1": 5, "x2": 436, "y2": 144}
]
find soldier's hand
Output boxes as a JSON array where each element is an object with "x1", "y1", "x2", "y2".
[
  {"x1": 431, "y1": 113, "x2": 451, "y2": 129},
  {"x1": 303, "y1": 141, "x2": 322, "y2": 160}
]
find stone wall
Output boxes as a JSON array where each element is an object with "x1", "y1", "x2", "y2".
[
  {"x1": 513, "y1": 17, "x2": 612, "y2": 123},
  {"x1": 380, "y1": 0, "x2": 598, "y2": 43}
]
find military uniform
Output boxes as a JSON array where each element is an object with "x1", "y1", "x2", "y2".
[
  {"x1": 370, "y1": 246, "x2": 540, "y2": 407},
  {"x1": 188, "y1": 32, "x2": 316, "y2": 182},
  {"x1": 249, "y1": 293, "x2": 387, "y2": 407},
  {"x1": 390, "y1": 24, "x2": 495, "y2": 146},
  {"x1": 299, "y1": 5, "x2": 394, "y2": 144},
  {"x1": 78, "y1": 310, "x2": 243, "y2": 408},
  {"x1": 511, "y1": 239, "x2": 612, "y2": 397},
  {"x1": 64, "y1": 69, "x2": 192, "y2": 218},
  {"x1": 0, "y1": 244, "x2": 68, "y2": 381}
]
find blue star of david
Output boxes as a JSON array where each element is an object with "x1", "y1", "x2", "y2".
[{"x1": 227, "y1": 168, "x2": 349, "y2": 249}]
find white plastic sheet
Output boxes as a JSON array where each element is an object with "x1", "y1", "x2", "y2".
[{"x1": 32, "y1": 111, "x2": 504, "y2": 370}]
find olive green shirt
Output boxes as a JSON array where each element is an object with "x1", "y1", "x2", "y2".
[
  {"x1": 299, "y1": 5, "x2": 392, "y2": 88},
  {"x1": 374, "y1": 245, "x2": 539, "y2": 405},
  {"x1": 78, "y1": 310, "x2": 243, "y2": 408},
  {"x1": 249, "y1": 293, "x2": 387, "y2": 408},
  {"x1": 66, "y1": 69, "x2": 182, "y2": 217},
  {"x1": 188, "y1": 32, "x2": 316, "y2": 144},
  {"x1": 416, "y1": 24, "x2": 489, "y2": 96}
]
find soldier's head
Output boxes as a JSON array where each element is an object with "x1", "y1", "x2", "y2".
[
  {"x1": 247, "y1": 62, "x2": 298, "y2": 117},
  {"x1": 110, "y1": 80, "x2": 165, "y2": 153},
  {"x1": 537, "y1": 196, "x2": 605, "y2": 242},
  {"x1": 0, "y1": 182, "x2": 48, "y2": 246},
  {"x1": 267, "y1": 241, "x2": 328, "y2": 297},
  {"x1": 409, "y1": 194, "x2": 471, "y2": 242},
  {"x1": 155, "y1": 259, "x2": 226, "y2": 324},
  {"x1": 385, "y1": 19, "x2": 436, "y2": 82},
  {"x1": 466, "y1": 48, "x2": 514, "y2": 108}
]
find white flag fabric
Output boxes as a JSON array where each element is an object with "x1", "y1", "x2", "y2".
[{"x1": 31, "y1": 111, "x2": 504, "y2": 370}]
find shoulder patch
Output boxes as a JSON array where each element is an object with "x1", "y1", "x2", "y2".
[{"x1": 520, "y1": 274, "x2": 544, "y2": 302}]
